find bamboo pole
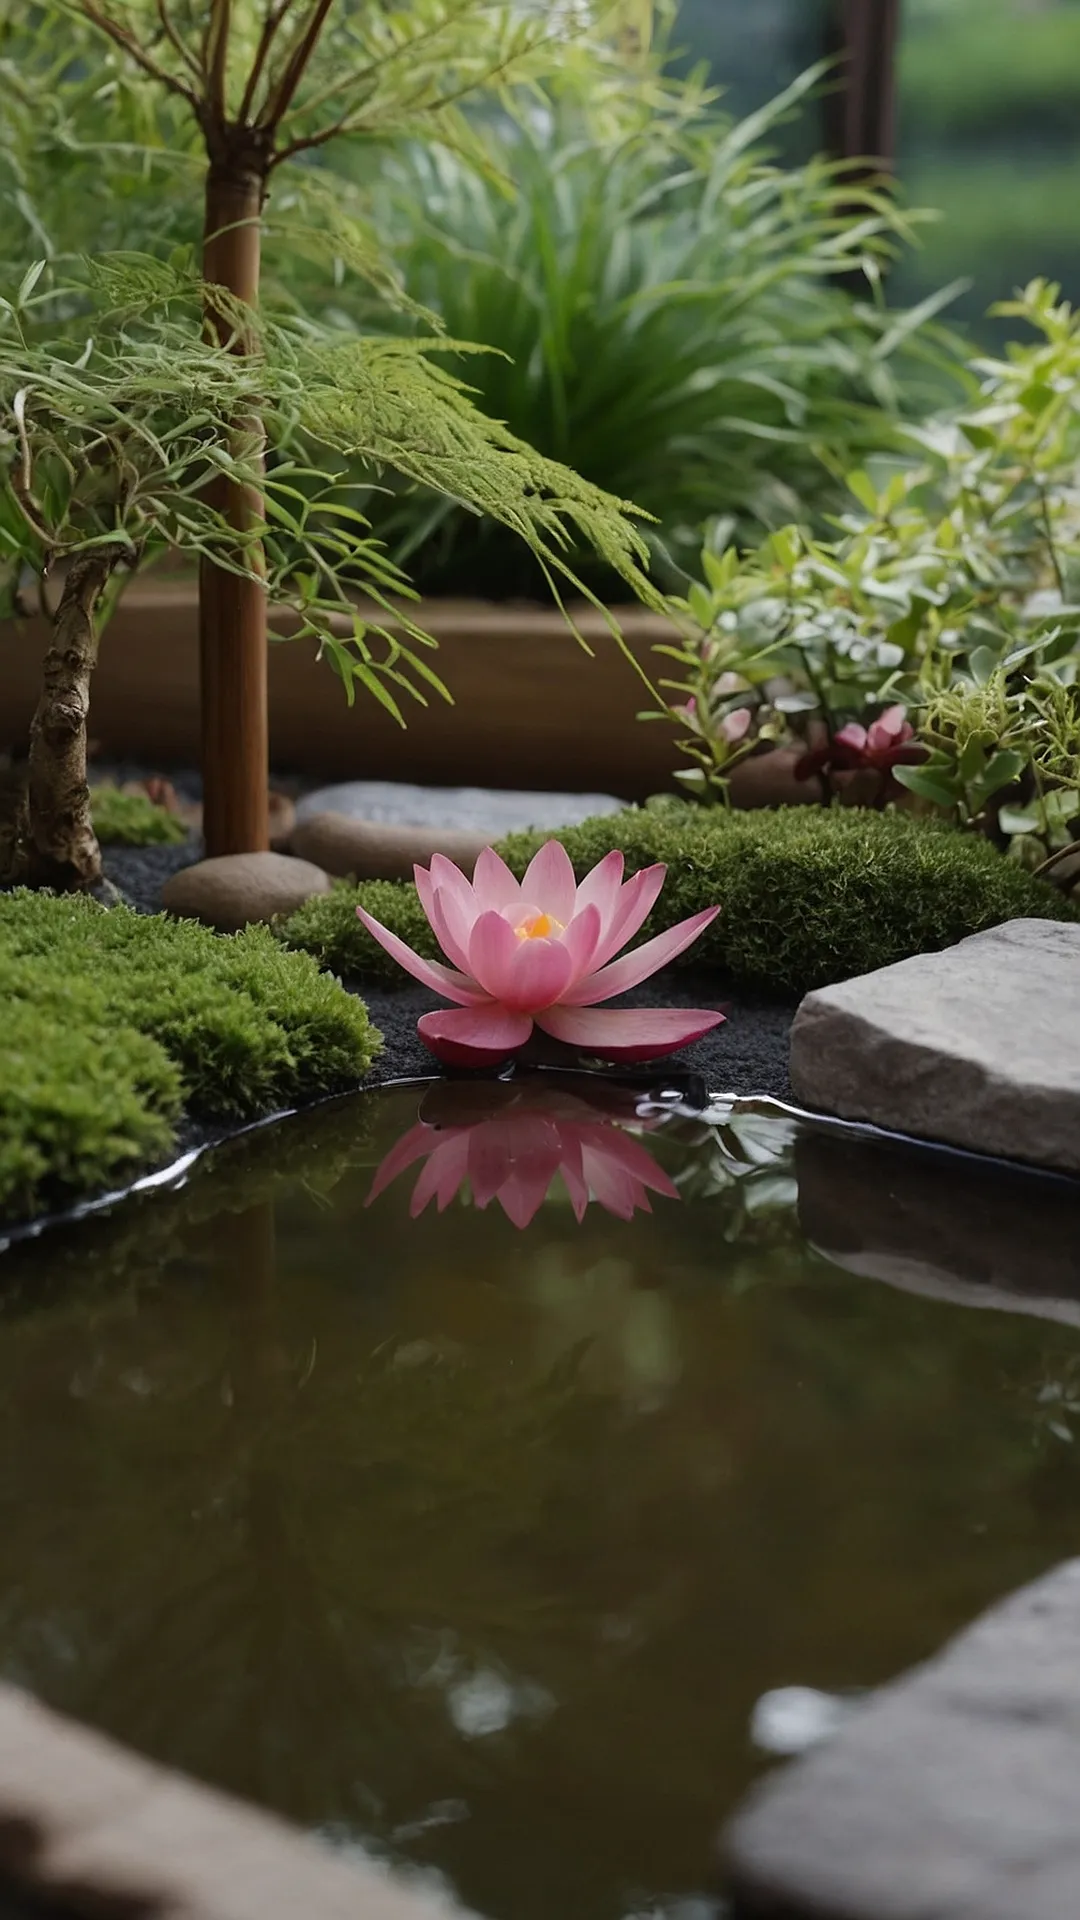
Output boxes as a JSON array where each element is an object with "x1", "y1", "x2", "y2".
[{"x1": 200, "y1": 163, "x2": 270, "y2": 857}]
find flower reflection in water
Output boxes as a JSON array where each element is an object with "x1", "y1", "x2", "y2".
[{"x1": 366, "y1": 1077, "x2": 681, "y2": 1229}]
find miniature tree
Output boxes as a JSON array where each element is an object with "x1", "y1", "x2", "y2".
[
  {"x1": 0, "y1": 241, "x2": 657, "y2": 888},
  {"x1": 44, "y1": 0, "x2": 657, "y2": 857}
]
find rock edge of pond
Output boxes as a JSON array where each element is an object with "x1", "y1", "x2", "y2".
[{"x1": 722, "y1": 1556, "x2": 1080, "y2": 1920}]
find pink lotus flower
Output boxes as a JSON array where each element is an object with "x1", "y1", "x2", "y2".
[
  {"x1": 366, "y1": 1082, "x2": 680, "y2": 1228},
  {"x1": 356, "y1": 841, "x2": 725, "y2": 1069}
]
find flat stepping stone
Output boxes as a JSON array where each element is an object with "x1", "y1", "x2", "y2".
[
  {"x1": 790, "y1": 918, "x2": 1080, "y2": 1174},
  {"x1": 294, "y1": 781, "x2": 623, "y2": 834},
  {"x1": 723, "y1": 1558, "x2": 1080, "y2": 1920}
]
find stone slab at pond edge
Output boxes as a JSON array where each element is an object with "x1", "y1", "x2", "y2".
[
  {"x1": 790, "y1": 918, "x2": 1080, "y2": 1174},
  {"x1": 723, "y1": 1557, "x2": 1080, "y2": 1920},
  {"x1": 0, "y1": 1682, "x2": 467, "y2": 1920}
]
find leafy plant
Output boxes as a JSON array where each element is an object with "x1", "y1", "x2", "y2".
[
  {"x1": 659, "y1": 280, "x2": 1080, "y2": 861},
  {"x1": 0, "y1": 241, "x2": 664, "y2": 888},
  {"x1": 343, "y1": 65, "x2": 958, "y2": 598},
  {"x1": 0, "y1": 0, "x2": 667, "y2": 873},
  {"x1": 278, "y1": 803, "x2": 1077, "y2": 999}
]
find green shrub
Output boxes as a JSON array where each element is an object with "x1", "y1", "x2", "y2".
[
  {"x1": 90, "y1": 785, "x2": 189, "y2": 846},
  {"x1": 0, "y1": 893, "x2": 381, "y2": 1223},
  {"x1": 342, "y1": 75, "x2": 954, "y2": 598},
  {"x1": 279, "y1": 806, "x2": 1078, "y2": 1000}
]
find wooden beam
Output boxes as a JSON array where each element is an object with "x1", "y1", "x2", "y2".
[{"x1": 822, "y1": 0, "x2": 903, "y2": 177}]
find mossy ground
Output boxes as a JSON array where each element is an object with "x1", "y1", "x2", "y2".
[
  {"x1": 0, "y1": 892, "x2": 381, "y2": 1224},
  {"x1": 90, "y1": 784, "x2": 189, "y2": 846},
  {"x1": 279, "y1": 804, "x2": 1078, "y2": 998}
]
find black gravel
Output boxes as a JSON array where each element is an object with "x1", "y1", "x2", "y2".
[
  {"x1": 103, "y1": 837, "x2": 204, "y2": 905},
  {"x1": 102, "y1": 841, "x2": 796, "y2": 1100}
]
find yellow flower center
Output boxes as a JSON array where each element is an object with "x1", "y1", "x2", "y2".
[{"x1": 515, "y1": 911, "x2": 563, "y2": 941}]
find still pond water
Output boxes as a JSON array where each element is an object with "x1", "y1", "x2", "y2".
[{"x1": 2, "y1": 1074, "x2": 1080, "y2": 1920}]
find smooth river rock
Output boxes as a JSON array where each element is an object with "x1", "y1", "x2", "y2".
[
  {"x1": 294, "y1": 780, "x2": 623, "y2": 834},
  {"x1": 724, "y1": 1558, "x2": 1080, "y2": 1920},
  {"x1": 790, "y1": 918, "x2": 1080, "y2": 1174},
  {"x1": 290, "y1": 811, "x2": 490, "y2": 881},
  {"x1": 162, "y1": 853, "x2": 332, "y2": 932}
]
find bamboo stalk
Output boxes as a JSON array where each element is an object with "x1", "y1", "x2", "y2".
[{"x1": 200, "y1": 163, "x2": 270, "y2": 857}]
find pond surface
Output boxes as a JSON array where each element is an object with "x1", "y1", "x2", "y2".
[{"x1": 2, "y1": 1076, "x2": 1080, "y2": 1920}]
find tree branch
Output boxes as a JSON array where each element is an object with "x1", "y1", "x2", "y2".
[
  {"x1": 258, "y1": 0, "x2": 335, "y2": 133},
  {"x1": 238, "y1": 0, "x2": 298, "y2": 124},
  {"x1": 75, "y1": 0, "x2": 200, "y2": 107},
  {"x1": 266, "y1": 113, "x2": 360, "y2": 169},
  {"x1": 205, "y1": 0, "x2": 232, "y2": 119},
  {"x1": 9, "y1": 389, "x2": 52, "y2": 551},
  {"x1": 155, "y1": 0, "x2": 202, "y2": 80},
  {"x1": 282, "y1": 0, "x2": 477, "y2": 126}
]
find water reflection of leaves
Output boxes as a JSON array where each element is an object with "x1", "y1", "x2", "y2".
[{"x1": 525, "y1": 1251, "x2": 682, "y2": 1410}]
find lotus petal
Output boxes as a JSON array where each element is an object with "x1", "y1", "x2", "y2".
[
  {"x1": 521, "y1": 839, "x2": 577, "y2": 924},
  {"x1": 356, "y1": 907, "x2": 486, "y2": 1004},
  {"x1": 567, "y1": 906, "x2": 720, "y2": 1005},
  {"x1": 417, "y1": 1003, "x2": 533, "y2": 1067},
  {"x1": 535, "y1": 1002, "x2": 725, "y2": 1061},
  {"x1": 467, "y1": 909, "x2": 575, "y2": 1011},
  {"x1": 591, "y1": 863, "x2": 667, "y2": 968},
  {"x1": 471, "y1": 845, "x2": 522, "y2": 913},
  {"x1": 572, "y1": 847, "x2": 624, "y2": 927}
]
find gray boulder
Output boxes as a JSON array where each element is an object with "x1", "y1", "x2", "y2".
[
  {"x1": 724, "y1": 1558, "x2": 1080, "y2": 1920},
  {"x1": 790, "y1": 919, "x2": 1080, "y2": 1173}
]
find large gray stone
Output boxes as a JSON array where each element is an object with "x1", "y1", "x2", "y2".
[
  {"x1": 724, "y1": 1559, "x2": 1080, "y2": 1920},
  {"x1": 294, "y1": 780, "x2": 623, "y2": 834},
  {"x1": 790, "y1": 919, "x2": 1080, "y2": 1174}
]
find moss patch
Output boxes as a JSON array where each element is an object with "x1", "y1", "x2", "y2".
[
  {"x1": 90, "y1": 784, "x2": 189, "y2": 846},
  {"x1": 279, "y1": 805, "x2": 1078, "y2": 999},
  {"x1": 0, "y1": 892, "x2": 381, "y2": 1224}
]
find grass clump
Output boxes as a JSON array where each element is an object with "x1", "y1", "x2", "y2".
[
  {"x1": 90, "y1": 785, "x2": 189, "y2": 846},
  {"x1": 0, "y1": 892, "x2": 381, "y2": 1223},
  {"x1": 279, "y1": 806, "x2": 1078, "y2": 1000}
]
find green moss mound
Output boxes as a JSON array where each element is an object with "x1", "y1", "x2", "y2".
[
  {"x1": 279, "y1": 805, "x2": 1078, "y2": 998},
  {"x1": 0, "y1": 892, "x2": 381, "y2": 1224},
  {"x1": 90, "y1": 784, "x2": 189, "y2": 846}
]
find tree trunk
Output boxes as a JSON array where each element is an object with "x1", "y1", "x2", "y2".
[
  {"x1": 200, "y1": 164, "x2": 270, "y2": 858},
  {"x1": 22, "y1": 550, "x2": 121, "y2": 891}
]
